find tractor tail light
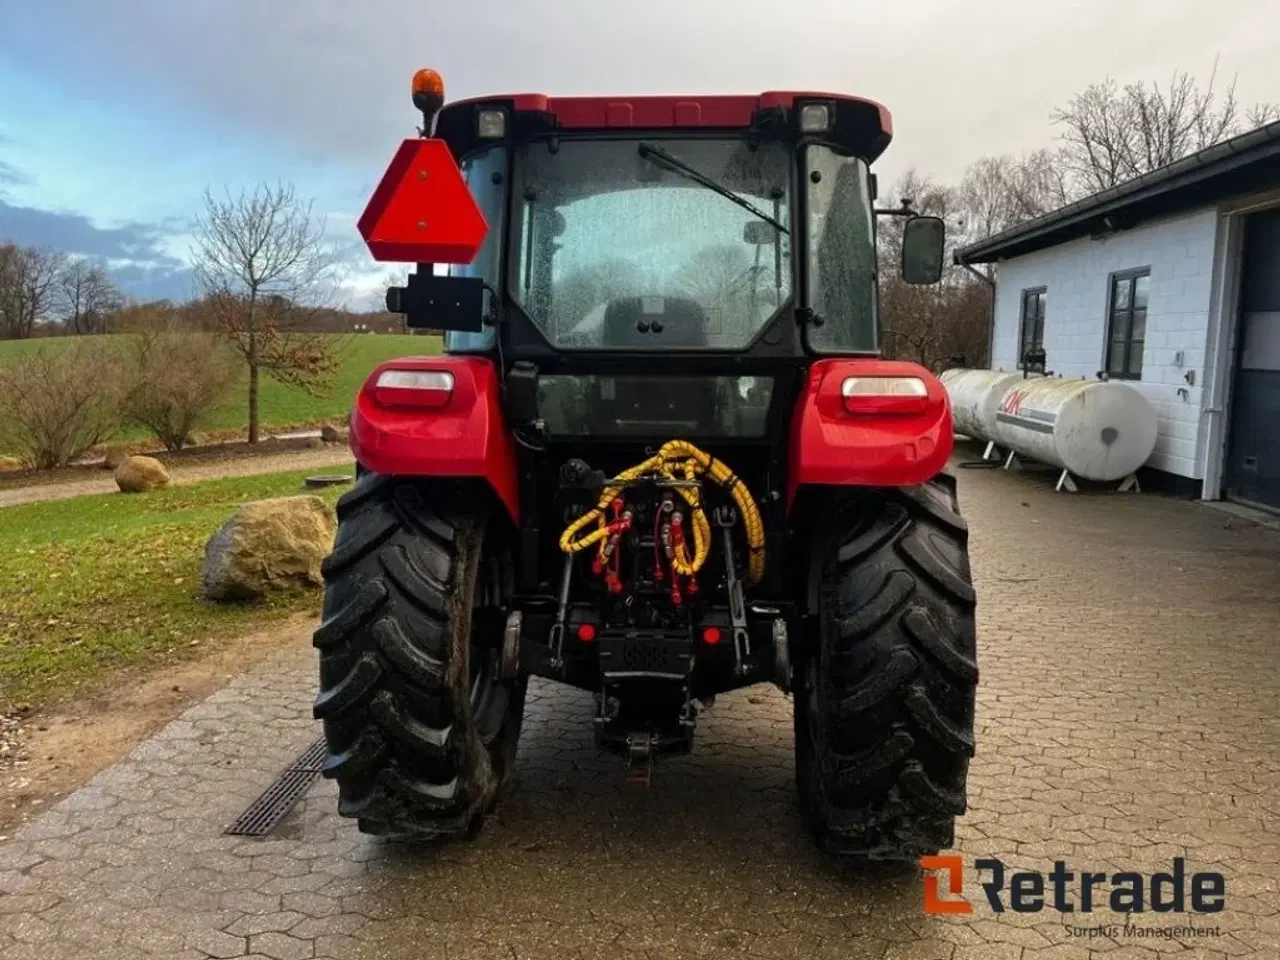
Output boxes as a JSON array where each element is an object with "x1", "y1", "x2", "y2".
[
  {"x1": 374, "y1": 369, "x2": 454, "y2": 409},
  {"x1": 841, "y1": 376, "x2": 929, "y2": 415}
]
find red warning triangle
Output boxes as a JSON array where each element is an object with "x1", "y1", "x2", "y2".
[{"x1": 357, "y1": 139, "x2": 489, "y2": 264}]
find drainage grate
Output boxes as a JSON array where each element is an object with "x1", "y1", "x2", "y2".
[
  {"x1": 291, "y1": 737, "x2": 328, "y2": 772},
  {"x1": 224, "y1": 736, "x2": 328, "y2": 837}
]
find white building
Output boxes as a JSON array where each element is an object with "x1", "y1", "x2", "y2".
[{"x1": 954, "y1": 120, "x2": 1280, "y2": 514}]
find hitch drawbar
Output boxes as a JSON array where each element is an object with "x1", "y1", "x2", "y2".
[{"x1": 626, "y1": 733, "x2": 656, "y2": 787}]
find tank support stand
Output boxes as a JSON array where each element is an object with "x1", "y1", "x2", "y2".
[
  {"x1": 1054, "y1": 469, "x2": 1142, "y2": 493},
  {"x1": 1005, "y1": 455, "x2": 1142, "y2": 494}
]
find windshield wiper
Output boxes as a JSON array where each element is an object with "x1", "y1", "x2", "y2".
[{"x1": 637, "y1": 142, "x2": 789, "y2": 235}]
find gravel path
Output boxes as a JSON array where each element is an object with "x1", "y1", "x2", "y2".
[{"x1": 0, "y1": 448, "x2": 355, "y2": 509}]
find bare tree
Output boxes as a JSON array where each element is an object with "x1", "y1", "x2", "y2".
[
  {"x1": 60, "y1": 259, "x2": 123, "y2": 335},
  {"x1": 877, "y1": 171, "x2": 991, "y2": 369},
  {"x1": 877, "y1": 171, "x2": 953, "y2": 365},
  {"x1": 955, "y1": 150, "x2": 1072, "y2": 245},
  {"x1": 192, "y1": 182, "x2": 340, "y2": 443},
  {"x1": 0, "y1": 243, "x2": 66, "y2": 339},
  {"x1": 1052, "y1": 63, "x2": 1280, "y2": 193}
]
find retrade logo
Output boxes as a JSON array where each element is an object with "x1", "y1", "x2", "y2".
[
  {"x1": 921, "y1": 855, "x2": 972, "y2": 914},
  {"x1": 921, "y1": 857, "x2": 1227, "y2": 916}
]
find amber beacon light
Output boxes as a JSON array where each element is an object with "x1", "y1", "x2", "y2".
[{"x1": 411, "y1": 68, "x2": 446, "y2": 132}]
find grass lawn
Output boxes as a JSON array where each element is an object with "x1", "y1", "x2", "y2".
[
  {"x1": 204, "y1": 333, "x2": 440, "y2": 434},
  {"x1": 0, "y1": 332, "x2": 440, "y2": 451},
  {"x1": 0, "y1": 465, "x2": 354, "y2": 713}
]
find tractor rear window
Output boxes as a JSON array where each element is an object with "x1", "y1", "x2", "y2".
[
  {"x1": 509, "y1": 137, "x2": 793, "y2": 351},
  {"x1": 537, "y1": 375, "x2": 773, "y2": 439}
]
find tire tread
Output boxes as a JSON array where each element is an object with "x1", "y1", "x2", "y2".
[
  {"x1": 312, "y1": 475, "x2": 525, "y2": 841},
  {"x1": 797, "y1": 473, "x2": 978, "y2": 861}
]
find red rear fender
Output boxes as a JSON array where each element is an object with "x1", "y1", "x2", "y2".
[
  {"x1": 786, "y1": 358, "x2": 953, "y2": 511},
  {"x1": 349, "y1": 355, "x2": 520, "y2": 524}
]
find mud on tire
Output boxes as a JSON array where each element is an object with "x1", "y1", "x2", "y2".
[
  {"x1": 312, "y1": 472, "x2": 527, "y2": 840},
  {"x1": 795, "y1": 470, "x2": 978, "y2": 860}
]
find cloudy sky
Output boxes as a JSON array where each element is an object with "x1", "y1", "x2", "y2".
[{"x1": 0, "y1": 0, "x2": 1275, "y2": 307}]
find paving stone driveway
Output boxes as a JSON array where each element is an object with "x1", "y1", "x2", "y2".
[{"x1": 1, "y1": 458, "x2": 1278, "y2": 960}]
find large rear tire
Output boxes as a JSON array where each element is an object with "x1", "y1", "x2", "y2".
[
  {"x1": 312, "y1": 473, "x2": 527, "y2": 840},
  {"x1": 794, "y1": 471, "x2": 978, "y2": 860}
]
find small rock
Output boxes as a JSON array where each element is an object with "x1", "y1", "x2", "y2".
[
  {"x1": 114, "y1": 455, "x2": 170, "y2": 493},
  {"x1": 320, "y1": 423, "x2": 349, "y2": 444},
  {"x1": 306, "y1": 437, "x2": 326, "y2": 450},
  {"x1": 200, "y1": 495, "x2": 338, "y2": 602}
]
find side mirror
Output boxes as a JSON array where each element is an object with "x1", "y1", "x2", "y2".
[
  {"x1": 901, "y1": 215, "x2": 945, "y2": 285},
  {"x1": 743, "y1": 221, "x2": 778, "y2": 246}
]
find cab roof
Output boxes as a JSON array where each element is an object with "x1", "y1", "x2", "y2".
[{"x1": 434, "y1": 92, "x2": 893, "y2": 163}]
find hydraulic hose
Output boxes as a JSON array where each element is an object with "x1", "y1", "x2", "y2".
[{"x1": 557, "y1": 440, "x2": 766, "y2": 586}]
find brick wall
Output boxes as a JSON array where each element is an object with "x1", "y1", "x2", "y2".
[{"x1": 989, "y1": 207, "x2": 1221, "y2": 480}]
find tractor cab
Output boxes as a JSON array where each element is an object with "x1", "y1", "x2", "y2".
[
  {"x1": 319, "y1": 71, "x2": 976, "y2": 861},
  {"x1": 372, "y1": 74, "x2": 946, "y2": 447}
]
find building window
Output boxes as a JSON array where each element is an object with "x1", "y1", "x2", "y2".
[
  {"x1": 1018, "y1": 287, "x2": 1046, "y2": 367},
  {"x1": 1105, "y1": 269, "x2": 1149, "y2": 380}
]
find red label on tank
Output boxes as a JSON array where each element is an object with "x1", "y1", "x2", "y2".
[{"x1": 998, "y1": 390, "x2": 1026, "y2": 416}]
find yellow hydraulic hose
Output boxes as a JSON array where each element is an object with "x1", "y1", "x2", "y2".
[{"x1": 557, "y1": 440, "x2": 766, "y2": 586}]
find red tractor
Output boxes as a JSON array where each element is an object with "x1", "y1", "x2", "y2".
[{"x1": 313, "y1": 69, "x2": 978, "y2": 861}]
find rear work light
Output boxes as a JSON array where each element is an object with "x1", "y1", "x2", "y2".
[
  {"x1": 798, "y1": 102, "x2": 833, "y2": 133},
  {"x1": 476, "y1": 108, "x2": 506, "y2": 139},
  {"x1": 841, "y1": 376, "x2": 929, "y2": 415},
  {"x1": 373, "y1": 369, "x2": 454, "y2": 409}
]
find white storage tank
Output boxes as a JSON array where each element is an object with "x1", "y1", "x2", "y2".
[
  {"x1": 992, "y1": 377, "x2": 1158, "y2": 482},
  {"x1": 940, "y1": 369, "x2": 1028, "y2": 442}
]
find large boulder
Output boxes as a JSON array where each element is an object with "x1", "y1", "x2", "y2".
[
  {"x1": 115, "y1": 455, "x2": 170, "y2": 493},
  {"x1": 200, "y1": 495, "x2": 337, "y2": 602}
]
